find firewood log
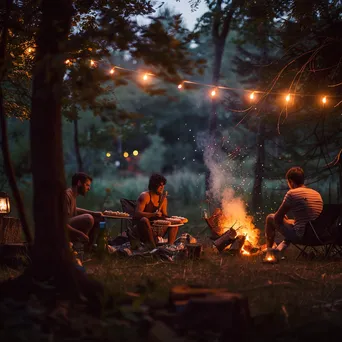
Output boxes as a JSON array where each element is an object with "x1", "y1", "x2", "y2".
[{"x1": 213, "y1": 228, "x2": 237, "y2": 252}]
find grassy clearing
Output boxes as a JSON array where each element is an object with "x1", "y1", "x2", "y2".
[{"x1": 84, "y1": 244, "x2": 342, "y2": 318}]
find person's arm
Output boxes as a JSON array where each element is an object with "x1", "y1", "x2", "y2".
[
  {"x1": 274, "y1": 193, "x2": 292, "y2": 225},
  {"x1": 66, "y1": 223, "x2": 89, "y2": 242},
  {"x1": 76, "y1": 207, "x2": 103, "y2": 217},
  {"x1": 160, "y1": 197, "x2": 168, "y2": 217},
  {"x1": 134, "y1": 193, "x2": 161, "y2": 219}
]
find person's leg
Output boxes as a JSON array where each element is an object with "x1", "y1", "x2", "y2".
[
  {"x1": 88, "y1": 215, "x2": 103, "y2": 246},
  {"x1": 69, "y1": 214, "x2": 94, "y2": 235},
  {"x1": 265, "y1": 214, "x2": 277, "y2": 248},
  {"x1": 167, "y1": 226, "x2": 179, "y2": 245},
  {"x1": 138, "y1": 217, "x2": 156, "y2": 248}
]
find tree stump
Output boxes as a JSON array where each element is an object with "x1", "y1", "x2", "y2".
[
  {"x1": 178, "y1": 292, "x2": 251, "y2": 337},
  {"x1": 185, "y1": 243, "x2": 202, "y2": 259}
]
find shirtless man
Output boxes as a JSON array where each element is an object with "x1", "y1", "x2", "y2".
[
  {"x1": 65, "y1": 172, "x2": 103, "y2": 248},
  {"x1": 134, "y1": 173, "x2": 178, "y2": 248}
]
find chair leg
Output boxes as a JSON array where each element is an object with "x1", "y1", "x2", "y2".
[{"x1": 293, "y1": 244, "x2": 308, "y2": 260}]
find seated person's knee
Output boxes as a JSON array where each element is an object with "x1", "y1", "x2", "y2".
[
  {"x1": 266, "y1": 214, "x2": 275, "y2": 224},
  {"x1": 84, "y1": 213, "x2": 94, "y2": 227},
  {"x1": 140, "y1": 217, "x2": 150, "y2": 225}
]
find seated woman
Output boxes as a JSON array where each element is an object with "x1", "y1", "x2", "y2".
[{"x1": 133, "y1": 173, "x2": 178, "y2": 249}]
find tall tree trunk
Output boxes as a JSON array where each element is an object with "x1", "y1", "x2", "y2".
[
  {"x1": 0, "y1": 0, "x2": 33, "y2": 244},
  {"x1": 251, "y1": 118, "x2": 265, "y2": 213},
  {"x1": 29, "y1": 0, "x2": 80, "y2": 296},
  {"x1": 73, "y1": 119, "x2": 83, "y2": 171}
]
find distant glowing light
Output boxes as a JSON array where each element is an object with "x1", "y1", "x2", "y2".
[
  {"x1": 143, "y1": 73, "x2": 148, "y2": 81},
  {"x1": 123, "y1": 152, "x2": 129, "y2": 158},
  {"x1": 322, "y1": 96, "x2": 327, "y2": 104},
  {"x1": 90, "y1": 60, "x2": 95, "y2": 66},
  {"x1": 285, "y1": 94, "x2": 291, "y2": 103},
  {"x1": 133, "y1": 150, "x2": 139, "y2": 156},
  {"x1": 178, "y1": 83, "x2": 183, "y2": 89},
  {"x1": 106, "y1": 152, "x2": 111, "y2": 158},
  {"x1": 249, "y1": 92, "x2": 255, "y2": 100},
  {"x1": 211, "y1": 89, "x2": 217, "y2": 97},
  {"x1": 110, "y1": 68, "x2": 115, "y2": 75},
  {"x1": 65, "y1": 59, "x2": 72, "y2": 65}
]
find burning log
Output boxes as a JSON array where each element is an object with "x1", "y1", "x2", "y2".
[
  {"x1": 213, "y1": 228, "x2": 237, "y2": 252},
  {"x1": 228, "y1": 235, "x2": 246, "y2": 254},
  {"x1": 241, "y1": 239, "x2": 253, "y2": 254}
]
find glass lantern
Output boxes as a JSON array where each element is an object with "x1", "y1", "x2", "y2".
[{"x1": 0, "y1": 192, "x2": 11, "y2": 215}]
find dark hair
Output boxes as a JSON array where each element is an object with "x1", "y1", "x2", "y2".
[
  {"x1": 72, "y1": 172, "x2": 93, "y2": 186},
  {"x1": 286, "y1": 167, "x2": 304, "y2": 186},
  {"x1": 148, "y1": 173, "x2": 167, "y2": 191}
]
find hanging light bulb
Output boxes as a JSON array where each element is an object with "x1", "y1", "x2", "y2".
[
  {"x1": 123, "y1": 152, "x2": 129, "y2": 158},
  {"x1": 133, "y1": 150, "x2": 139, "y2": 156},
  {"x1": 249, "y1": 92, "x2": 255, "y2": 101},
  {"x1": 285, "y1": 94, "x2": 291, "y2": 103},
  {"x1": 143, "y1": 73, "x2": 149, "y2": 81},
  {"x1": 178, "y1": 83, "x2": 183, "y2": 89},
  {"x1": 322, "y1": 96, "x2": 327, "y2": 104},
  {"x1": 90, "y1": 60, "x2": 95, "y2": 67},
  {"x1": 211, "y1": 89, "x2": 217, "y2": 97},
  {"x1": 106, "y1": 152, "x2": 111, "y2": 158},
  {"x1": 110, "y1": 68, "x2": 115, "y2": 75}
]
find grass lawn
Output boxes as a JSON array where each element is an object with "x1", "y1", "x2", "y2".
[{"x1": 1, "y1": 236, "x2": 342, "y2": 341}]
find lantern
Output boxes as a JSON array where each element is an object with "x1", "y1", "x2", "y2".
[{"x1": 0, "y1": 192, "x2": 10, "y2": 215}]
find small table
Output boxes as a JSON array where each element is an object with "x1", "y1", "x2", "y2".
[{"x1": 103, "y1": 215, "x2": 133, "y2": 234}]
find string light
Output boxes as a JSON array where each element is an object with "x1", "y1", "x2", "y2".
[
  {"x1": 123, "y1": 152, "x2": 129, "y2": 158},
  {"x1": 82, "y1": 61, "x2": 341, "y2": 106},
  {"x1": 106, "y1": 152, "x2": 111, "y2": 158},
  {"x1": 133, "y1": 150, "x2": 139, "y2": 156}
]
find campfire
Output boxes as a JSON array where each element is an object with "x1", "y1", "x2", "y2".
[{"x1": 205, "y1": 207, "x2": 260, "y2": 255}]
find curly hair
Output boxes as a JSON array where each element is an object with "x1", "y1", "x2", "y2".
[
  {"x1": 286, "y1": 167, "x2": 304, "y2": 186},
  {"x1": 148, "y1": 173, "x2": 167, "y2": 191}
]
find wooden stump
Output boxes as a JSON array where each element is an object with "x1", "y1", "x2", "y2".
[
  {"x1": 185, "y1": 243, "x2": 202, "y2": 259},
  {"x1": 228, "y1": 235, "x2": 246, "y2": 254},
  {"x1": 178, "y1": 291, "x2": 251, "y2": 337}
]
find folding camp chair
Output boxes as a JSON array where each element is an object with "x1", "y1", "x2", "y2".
[
  {"x1": 120, "y1": 198, "x2": 138, "y2": 242},
  {"x1": 292, "y1": 204, "x2": 342, "y2": 259}
]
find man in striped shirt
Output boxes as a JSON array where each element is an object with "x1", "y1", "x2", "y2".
[{"x1": 265, "y1": 167, "x2": 323, "y2": 255}]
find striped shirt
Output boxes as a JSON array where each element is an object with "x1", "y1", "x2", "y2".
[{"x1": 282, "y1": 186, "x2": 323, "y2": 237}]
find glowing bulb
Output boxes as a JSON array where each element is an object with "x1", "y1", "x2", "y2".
[
  {"x1": 123, "y1": 152, "x2": 129, "y2": 158},
  {"x1": 249, "y1": 92, "x2": 255, "y2": 101},
  {"x1": 28, "y1": 48, "x2": 32, "y2": 53},
  {"x1": 65, "y1": 59, "x2": 71, "y2": 65},
  {"x1": 110, "y1": 68, "x2": 115, "y2": 75},
  {"x1": 211, "y1": 89, "x2": 216, "y2": 97},
  {"x1": 178, "y1": 83, "x2": 183, "y2": 89},
  {"x1": 106, "y1": 152, "x2": 111, "y2": 158},
  {"x1": 322, "y1": 96, "x2": 327, "y2": 104},
  {"x1": 90, "y1": 60, "x2": 95, "y2": 66},
  {"x1": 133, "y1": 150, "x2": 139, "y2": 156},
  {"x1": 143, "y1": 73, "x2": 148, "y2": 81},
  {"x1": 285, "y1": 94, "x2": 291, "y2": 103}
]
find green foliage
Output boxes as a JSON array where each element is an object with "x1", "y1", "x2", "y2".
[{"x1": 138, "y1": 135, "x2": 167, "y2": 174}]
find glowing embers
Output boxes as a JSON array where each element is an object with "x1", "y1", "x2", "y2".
[{"x1": 262, "y1": 251, "x2": 278, "y2": 264}]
